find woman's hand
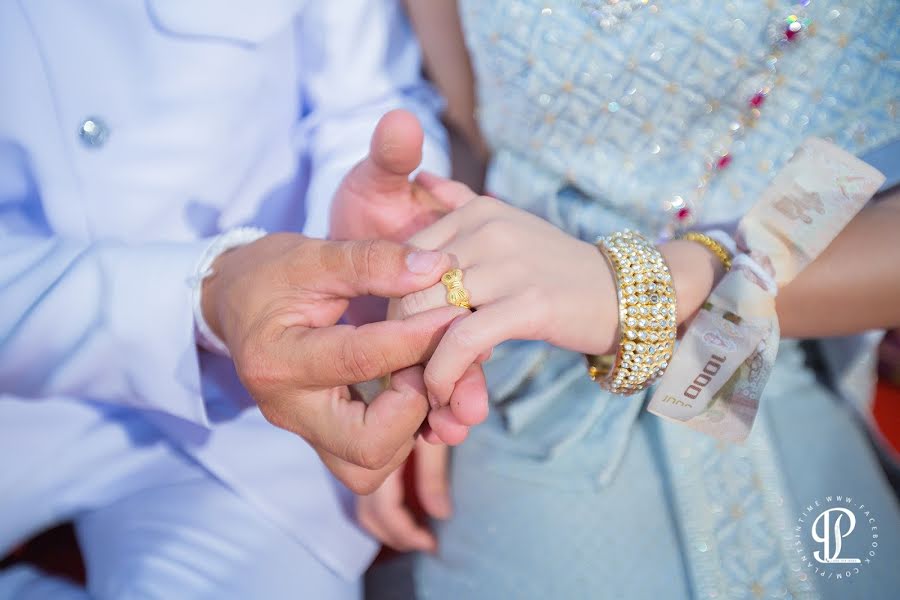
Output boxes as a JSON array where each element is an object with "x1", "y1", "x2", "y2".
[
  {"x1": 391, "y1": 174, "x2": 617, "y2": 411},
  {"x1": 357, "y1": 438, "x2": 452, "y2": 553},
  {"x1": 393, "y1": 173, "x2": 724, "y2": 425}
]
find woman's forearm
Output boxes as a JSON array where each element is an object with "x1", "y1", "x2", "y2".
[
  {"x1": 776, "y1": 187, "x2": 900, "y2": 337},
  {"x1": 665, "y1": 186, "x2": 900, "y2": 340}
]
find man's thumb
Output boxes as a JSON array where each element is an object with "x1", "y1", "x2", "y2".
[
  {"x1": 320, "y1": 239, "x2": 451, "y2": 298},
  {"x1": 356, "y1": 109, "x2": 424, "y2": 195}
]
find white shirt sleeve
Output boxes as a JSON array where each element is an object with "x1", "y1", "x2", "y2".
[
  {"x1": 0, "y1": 234, "x2": 212, "y2": 426},
  {"x1": 0, "y1": 0, "x2": 449, "y2": 429},
  {"x1": 297, "y1": 0, "x2": 450, "y2": 239}
]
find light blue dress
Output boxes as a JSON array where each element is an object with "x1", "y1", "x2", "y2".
[{"x1": 371, "y1": 1, "x2": 900, "y2": 598}]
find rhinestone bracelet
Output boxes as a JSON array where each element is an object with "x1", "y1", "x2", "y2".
[{"x1": 586, "y1": 230, "x2": 677, "y2": 394}]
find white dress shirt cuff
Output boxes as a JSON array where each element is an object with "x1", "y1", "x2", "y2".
[{"x1": 190, "y1": 227, "x2": 268, "y2": 356}]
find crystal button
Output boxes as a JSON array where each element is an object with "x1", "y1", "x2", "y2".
[{"x1": 78, "y1": 117, "x2": 109, "y2": 148}]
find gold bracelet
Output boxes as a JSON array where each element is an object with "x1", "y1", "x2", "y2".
[
  {"x1": 586, "y1": 230, "x2": 677, "y2": 394},
  {"x1": 677, "y1": 231, "x2": 732, "y2": 271}
]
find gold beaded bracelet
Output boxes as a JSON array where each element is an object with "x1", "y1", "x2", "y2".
[
  {"x1": 586, "y1": 230, "x2": 678, "y2": 394},
  {"x1": 677, "y1": 231, "x2": 733, "y2": 271}
]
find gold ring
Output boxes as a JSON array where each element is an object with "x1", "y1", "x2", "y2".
[{"x1": 441, "y1": 268, "x2": 472, "y2": 309}]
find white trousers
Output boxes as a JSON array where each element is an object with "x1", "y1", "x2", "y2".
[{"x1": 0, "y1": 398, "x2": 358, "y2": 600}]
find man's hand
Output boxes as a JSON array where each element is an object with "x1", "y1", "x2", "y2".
[
  {"x1": 330, "y1": 109, "x2": 464, "y2": 244},
  {"x1": 357, "y1": 438, "x2": 451, "y2": 553},
  {"x1": 201, "y1": 232, "x2": 466, "y2": 493},
  {"x1": 329, "y1": 109, "x2": 488, "y2": 446}
]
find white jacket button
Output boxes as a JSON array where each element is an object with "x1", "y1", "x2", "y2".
[{"x1": 79, "y1": 117, "x2": 109, "y2": 148}]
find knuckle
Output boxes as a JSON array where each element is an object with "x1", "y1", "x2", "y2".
[
  {"x1": 234, "y1": 340, "x2": 283, "y2": 394},
  {"x1": 422, "y1": 367, "x2": 444, "y2": 396},
  {"x1": 356, "y1": 504, "x2": 379, "y2": 530},
  {"x1": 396, "y1": 290, "x2": 432, "y2": 318},
  {"x1": 353, "y1": 238, "x2": 397, "y2": 283},
  {"x1": 360, "y1": 441, "x2": 394, "y2": 471},
  {"x1": 350, "y1": 475, "x2": 383, "y2": 496},
  {"x1": 341, "y1": 471, "x2": 369, "y2": 495},
  {"x1": 288, "y1": 237, "x2": 323, "y2": 275},
  {"x1": 471, "y1": 194, "x2": 501, "y2": 213},
  {"x1": 475, "y1": 218, "x2": 513, "y2": 247},
  {"x1": 340, "y1": 437, "x2": 367, "y2": 468},
  {"x1": 419, "y1": 472, "x2": 447, "y2": 495},
  {"x1": 280, "y1": 232, "x2": 307, "y2": 253},
  {"x1": 343, "y1": 435, "x2": 392, "y2": 471},
  {"x1": 350, "y1": 239, "x2": 378, "y2": 282},
  {"x1": 338, "y1": 339, "x2": 388, "y2": 383},
  {"x1": 504, "y1": 259, "x2": 530, "y2": 282},
  {"x1": 518, "y1": 284, "x2": 544, "y2": 306},
  {"x1": 456, "y1": 195, "x2": 488, "y2": 221},
  {"x1": 517, "y1": 285, "x2": 550, "y2": 335},
  {"x1": 446, "y1": 323, "x2": 478, "y2": 351},
  {"x1": 256, "y1": 400, "x2": 309, "y2": 441},
  {"x1": 393, "y1": 296, "x2": 415, "y2": 320},
  {"x1": 337, "y1": 462, "x2": 387, "y2": 495}
]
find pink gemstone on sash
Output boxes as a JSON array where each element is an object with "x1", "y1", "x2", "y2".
[
  {"x1": 716, "y1": 154, "x2": 732, "y2": 169},
  {"x1": 676, "y1": 207, "x2": 691, "y2": 220},
  {"x1": 749, "y1": 92, "x2": 766, "y2": 108}
]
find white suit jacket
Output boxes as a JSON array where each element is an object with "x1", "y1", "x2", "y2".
[{"x1": 0, "y1": 0, "x2": 448, "y2": 579}]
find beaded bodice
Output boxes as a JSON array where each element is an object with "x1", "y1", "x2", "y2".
[{"x1": 459, "y1": 0, "x2": 899, "y2": 236}]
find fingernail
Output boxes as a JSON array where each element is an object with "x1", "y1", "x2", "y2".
[{"x1": 406, "y1": 250, "x2": 443, "y2": 274}]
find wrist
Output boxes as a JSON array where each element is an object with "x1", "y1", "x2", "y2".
[
  {"x1": 658, "y1": 240, "x2": 725, "y2": 325},
  {"x1": 194, "y1": 227, "x2": 268, "y2": 355},
  {"x1": 583, "y1": 241, "x2": 621, "y2": 354}
]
